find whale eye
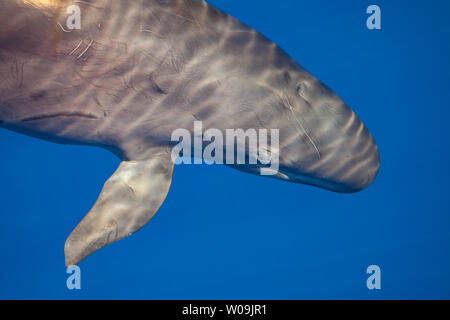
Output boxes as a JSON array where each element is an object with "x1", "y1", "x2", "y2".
[{"x1": 296, "y1": 83, "x2": 307, "y2": 99}]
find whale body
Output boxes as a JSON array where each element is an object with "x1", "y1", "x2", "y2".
[{"x1": 0, "y1": 0, "x2": 380, "y2": 265}]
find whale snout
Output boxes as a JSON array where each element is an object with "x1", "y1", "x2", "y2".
[
  {"x1": 326, "y1": 130, "x2": 380, "y2": 193},
  {"x1": 279, "y1": 124, "x2": 380, "y2": 193},
  {"x1": 276, "y1": 79, "x2": 380, "y2": 193},
  {"x1": 316, "y1": 98, "x2": 380, "y2": 193}
]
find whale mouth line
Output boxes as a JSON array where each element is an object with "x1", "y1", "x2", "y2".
[{"x1": 20, "y1": 112, "x2": 99, "y2": 123}]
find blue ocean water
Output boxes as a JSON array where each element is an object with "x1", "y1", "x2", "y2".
[{"x1": 0, "y1": 0, "x2": 449, "y2": 299}]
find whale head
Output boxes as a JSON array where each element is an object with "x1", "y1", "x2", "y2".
[
  {"x1": 225, "y1": 57, "x2": 380, "y2": 193},
  {"x1": 273, "y1": 74, "x2": 380, "y2": 193}
]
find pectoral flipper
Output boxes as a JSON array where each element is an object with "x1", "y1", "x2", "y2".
[{"x1": 64, "y1": 149, "x2": 174, "y2": 266}]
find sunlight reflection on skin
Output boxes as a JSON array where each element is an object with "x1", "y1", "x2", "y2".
[{"x1": 23, "y1": 0, "x2": 66, "y2": 8}]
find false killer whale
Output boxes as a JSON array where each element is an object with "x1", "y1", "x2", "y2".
[{"x1": 0, "y1": 0, "x2": 380, "y2": 265}]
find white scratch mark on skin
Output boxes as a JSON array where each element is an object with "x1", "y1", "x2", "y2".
[
  {"x1": 77, "y1": 40, "x2": 94, "y2": 60},
  {"x1": 69, "y1": 40, "x2": 83, "y2": 55},
  {"x1": 58, "y1": 23, "x2": 71, "y2": 33},
  {"x1": 284, "y1": 96, "x2": 321, "y2": 159},
  {"x1": 257, "y1": 80, "x2": 321, "y2": 159},
  {"x1": 157, "y1": 7, "x2": 202, "y2": 29},
  {"x1": 74, "y1": 0, "x2": 103, "y2": 8},
  {"x1": 140, "y1": 26, "x2": 163, "y2": 38}
]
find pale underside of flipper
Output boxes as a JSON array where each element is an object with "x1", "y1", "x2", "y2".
[{"x1": 64, "y1": 148, "x2": 174, "y2": 266}]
